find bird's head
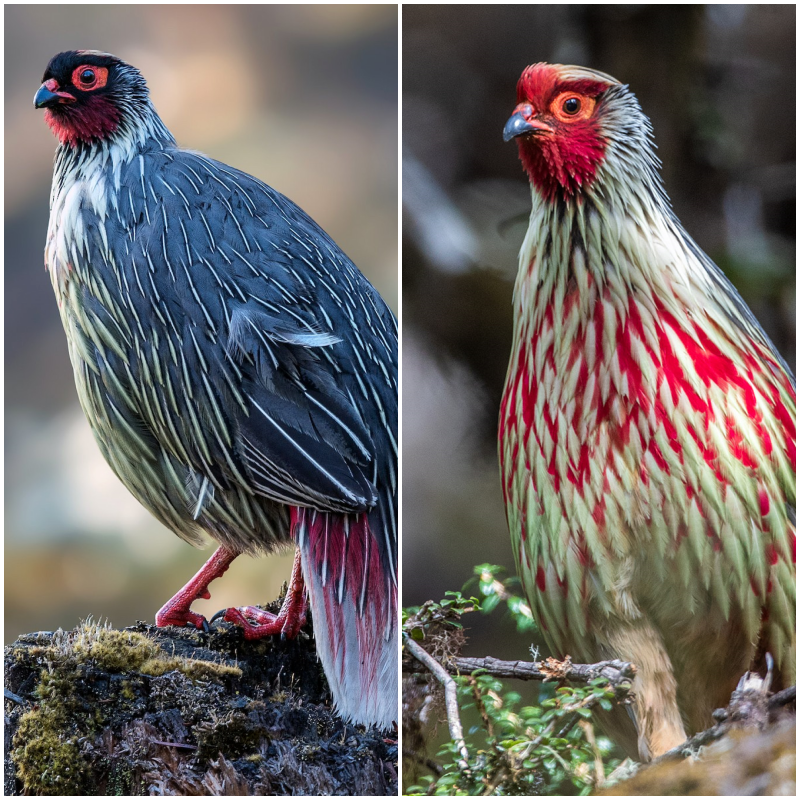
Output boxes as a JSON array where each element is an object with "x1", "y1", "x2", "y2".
[
  {"x1": 34, "y1": 50, "x2": 152, "y2": 148},
  {"x1": 504, "y1": 63, "x2": 629, "y2": 203}
]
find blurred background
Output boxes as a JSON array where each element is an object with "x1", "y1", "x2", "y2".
[
  {"x1": 403, "y1": 4, "x2": 795, "y2": 664},
  {"x1": 5, "y1": 5, "x2": 398, "y2": 643}
]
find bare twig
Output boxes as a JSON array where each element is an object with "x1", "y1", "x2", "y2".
[
  {"x1": 404, "y1": 636, "x2": 471, "y2": 774},
  {"x1": 578, "y1": 720, "x2": 605, "y2": 787},
  {"x1": 4, "y1": 688, "x2": 26, "y2": 705},
  {"x1": 555, "y1": 700, "x2": 588, "y2": 740},
  {"x1": 653, "y1": 682, "x2": 797, "y2": 765},
  {"x1": 481, "y1": 765, "x2": 509, "y2": 796},
  {"x1": 654, "y1": 725, "x2": 725, "y2": 763},
  {"x1": 514, "y1": 717, "x2": 558, "y2": 761},
  {"x1": 405, "y1": 641, "x2": 641, "y2": 792},
  {"x1": 767, "y1": 685, "x2": 795, "y2": 710},
  {"x1": 404, "y1": 653, "x2": 636, "y2": 695}
]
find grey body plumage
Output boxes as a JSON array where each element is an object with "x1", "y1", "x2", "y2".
[
  {"x1": 50, "y1": 138, "x2": 397, "y2": 558},
  {"x1": 39, "y1": 51, "x2": 397, "y2": 727}
]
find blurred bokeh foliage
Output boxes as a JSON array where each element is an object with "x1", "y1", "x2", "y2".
[{"x1": 5, "y1": 5, "x2": 397, "y2": 642}]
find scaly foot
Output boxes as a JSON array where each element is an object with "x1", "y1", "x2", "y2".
[
  {"x1": 214, "y1": 548, "x2": 308, "y2": 640},
  {"x1": 155, "y1": 545, "x2": 237, "y2": 632}
]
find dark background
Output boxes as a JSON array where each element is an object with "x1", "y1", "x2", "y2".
[
  {"x1": 402, "y1": 4, "x2": 795, "y2": 667},
  {"x1": 5, "y1": 4, "x2": 398, "y2": 642}
]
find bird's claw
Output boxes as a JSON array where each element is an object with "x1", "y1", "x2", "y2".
[
  {"x1": 208, "y1": 607, "x2": 276, "y2": 633},
  {"x1": 210, "y1": 605, "x2": 295, "y2": 640},
  {"x1": 181, "y1": 617, "x2": 210, "y2": 634},
  {"x1": 156, "y1": 607, "x2": 210, "y2": 633},
  {"x1": 209, "y1": 609, "x2": 226, "y2": 624}
]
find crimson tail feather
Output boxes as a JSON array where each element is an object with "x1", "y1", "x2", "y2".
[{"x1": 293, "y1": 507, "x2": 397, "y2": 729}]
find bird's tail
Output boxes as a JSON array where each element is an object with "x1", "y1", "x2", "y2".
[{"x1": 293, "y1": 506, "x2": 397, "y2": 728}]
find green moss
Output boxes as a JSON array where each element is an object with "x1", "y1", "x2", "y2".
[
  {"x1": 15, "y1": 644, "x2": 59, "y2": 663},
  {"x1": 11, "y1": 622, "x2": 244, "y2": 794},
  {"x1": 37, "y1": 669, "x2": 76, "y2": 703},
  {"x1": 11, "y1": 635, "x2": 96, "y2": 795},
  {"x1": 73, "y1": 627, "x2": 162, "y2": 672},
  {"x1": 12, "y1": 697, "x2": 89, "y2": 795},
  {"x1": 72, "y1": 624, "x2": 241, "y2": 682},
  {"x1": 140, "y1": 655, "x2": 242, "y2": 681}
]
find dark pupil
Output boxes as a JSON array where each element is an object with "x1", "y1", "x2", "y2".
[
  {"x1": 564, "y1": 97, "x2": 580, "y2": 114},
  {"x1": 80, "y1": 70, "x2": 95, "y2": 84}
]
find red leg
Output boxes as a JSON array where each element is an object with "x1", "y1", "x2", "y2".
[
  {"x1": 222, "y1": 548, "x2": 308, "y2": 640},
  {"x1": 156, "y1": 545, "x2": 237, "y2": 631}
]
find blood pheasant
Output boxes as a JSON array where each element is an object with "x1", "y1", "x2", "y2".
[
  {"x1": 499, "y1": 63, "x2": 795, "y2": 760},
  {"x1": 35, "y1": 50, "x2": 397, "y2": 728}
]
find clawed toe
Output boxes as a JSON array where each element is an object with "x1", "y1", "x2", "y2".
[
  {"x1": 209, "y1": 609, "x2": 227, "y2": 626},
  {"x1": 156, "y1": 607, "x2": 210, "y2": 632},
  {"x1": 209, "y1": 604, "x2": 306, "y2": 640},
  {"x1": 222, "y1": 606, "x2": 284, "y2": 639},
  {"x1": 157, "y1": 547, "x2": 309, "y2": 642}
]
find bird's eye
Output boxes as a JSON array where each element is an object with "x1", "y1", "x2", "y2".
[
  {"x1": 551, "y1": 91, "x2": 595, "y2": 122},
  {"x1": 70, "y1": 65, "x2": 108, "y2": 91}
]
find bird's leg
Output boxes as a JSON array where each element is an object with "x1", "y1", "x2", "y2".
[
  {"x1": 220, "y1": 547, "x2": 308, "y2": 640},
  {"x1": 604, "y1": 620, "x2": 688, "y2": 761},
  {"x1": 155, "y1": 545, "x2": 238, "y2": 632}
]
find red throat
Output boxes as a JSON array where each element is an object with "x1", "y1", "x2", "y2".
[
  {"x1": 515, "y1": 65, "x2": 611, "y2": 202},
  {"x1": 45, "y1": 96, "x2": 120, "y2": 147},
  {"x1": 516, "y1": 123, "x2": 607, "y2": 202}
]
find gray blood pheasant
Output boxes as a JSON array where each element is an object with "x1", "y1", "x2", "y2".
[
  {"x1": 500, "y1": 63, "x2": 795, "y2": 760},
  {"x1": 35, "y1": 50, "x2": 397, "y2": 728}
]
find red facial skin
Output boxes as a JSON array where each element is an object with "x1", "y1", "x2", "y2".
[
  {"x1": 513, "y1": 64, "x2": 612, "y2": 203},
  {"x1": 42, "y1": 65, "x2": 120, "y2": 148}
]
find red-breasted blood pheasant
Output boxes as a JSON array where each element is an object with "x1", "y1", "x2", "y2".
[{"x1": 500, "y1": 63, "x2": 794, "y2": 759}]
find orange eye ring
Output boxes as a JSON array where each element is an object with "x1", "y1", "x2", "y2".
[
  {"x1": 551, "y1": 92, "x2": 595, "y2": 123},
  {"x1": 71, "y1": 65, "x2": 109, "y2": 92}
]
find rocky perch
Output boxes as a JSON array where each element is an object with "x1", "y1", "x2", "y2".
[{"x1": 4, "y1": 608, "x2": 397, "y2": 796}]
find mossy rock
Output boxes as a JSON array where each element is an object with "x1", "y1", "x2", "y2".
[{"x1": 4, "y1": 618, "x2": 397, "y2": 796}]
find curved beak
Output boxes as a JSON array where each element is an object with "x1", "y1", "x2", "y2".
[
  {"x1": 503, "y1": 104, "x2": 552, "y2": 142},
  {"x1": 34, "y1": 83, "x2": 76, "y2": 109}
]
